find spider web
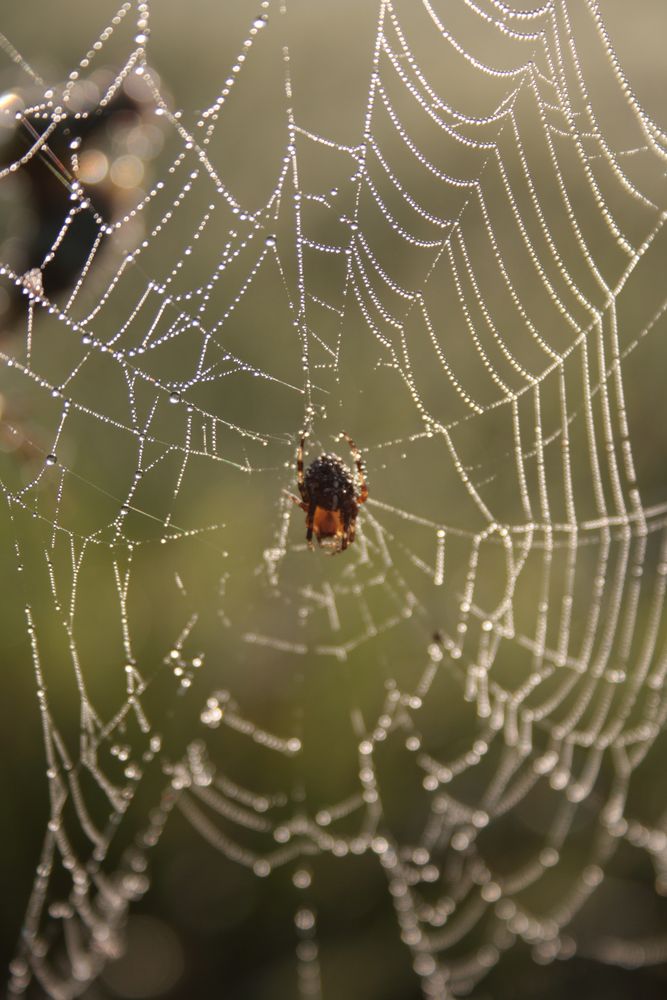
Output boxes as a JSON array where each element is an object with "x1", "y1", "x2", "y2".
[{"x1": 2, "y1": 1, "x2": 667, "y2": 997}]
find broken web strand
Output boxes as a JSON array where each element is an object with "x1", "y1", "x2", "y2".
[{"x1": 1, "y1": 0, "x2": 667, "y2": 996}]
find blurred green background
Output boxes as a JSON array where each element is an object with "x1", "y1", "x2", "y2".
[{"x1": 1, "y1": 2, "x2": 667, "y2": 998}]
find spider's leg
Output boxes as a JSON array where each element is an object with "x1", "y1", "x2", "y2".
[
  {"x1": 283, "y1": 490, "x2": 308, "y2": 512},
  {"x1": 338, "y1": 512, "x2": 354, "y2": 553},
  {"x1": 306, "y1": 504, "x2": 316, "y2": 548},
  {"x1": 296, "y1": 435, "x2": 308, "y2": 502},
  {"x1": 297, "y1": 437, "x2": 305, "y2": 485},
  {"x1": 342, "y1": 431, "x2": 368, "y2": 504}
]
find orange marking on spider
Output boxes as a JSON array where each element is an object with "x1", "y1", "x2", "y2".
[{"x1": 285, "y1": 432, "x2": 368, "y2": 553}]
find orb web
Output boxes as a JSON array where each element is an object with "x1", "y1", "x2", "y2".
[{"x1": 1, "y1": 1, "x2": 666, "y2": 997}]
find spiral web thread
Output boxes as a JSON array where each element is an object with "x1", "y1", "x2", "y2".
[{"x1": 2, "y1": 0, "x2": 667, "y2": 997}]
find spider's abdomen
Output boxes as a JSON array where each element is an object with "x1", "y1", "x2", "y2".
[{"x1": 304, "y1": 453, "x2": 355, "y2": 511}]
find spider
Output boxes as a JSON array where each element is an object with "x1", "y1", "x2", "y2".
[{"x1": 286, "y1": 432, "x2": 368, "y2": 552}]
